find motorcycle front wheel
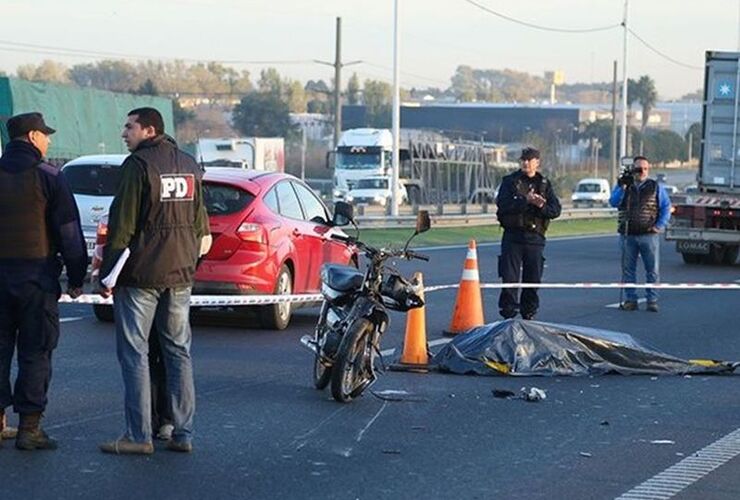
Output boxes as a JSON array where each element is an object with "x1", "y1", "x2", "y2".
[{"x1": 331, "y1": 318, "x2": 375, "y2": 403}]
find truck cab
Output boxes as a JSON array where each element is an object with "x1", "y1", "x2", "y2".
[{"x1": 331, "y1": 129, "x2": 393, "y2": 202}]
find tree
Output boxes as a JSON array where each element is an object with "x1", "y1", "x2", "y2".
[
  {"x1": 627, "y1": 75, "x2": 658, "y2": 154},
  {"x1": 347, "y1": 73, "x2": 360, "y2": 105},
  {"x1": 258, "y1": 68, "x2": 282, "y2": 95},
  {"x1": 285, "y1": 79, "x2": 307, "y2": 113},
  {"x1": 69, "y1": 60, "x2": 140, "y2": 92},
  {"x1": 173, "y1": 100, "x2": 196, "y2": 127},
  {"x1": 232, "y1": 92, "x2": 296, "y2": 138},
  {"x1": 685, "y1": 122, "x2": 701, "y2": 160},
  {"x1": 362, "y1": 79, "x2": 392, "y2": 128},
  {"x1": 17, "y1": 60, "x2": 70, "y2": 84},
  {"x1": 450, "y1": 65, "x2": 476, "y2": 102},
  {"x1": 136, "y1": 78, "x2": 158, "y2": 96},
  {"x1": 638, "y1": 129, "x2": 687, "y2": 163}
]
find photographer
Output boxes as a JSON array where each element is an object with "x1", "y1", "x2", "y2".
[{"x1": 609, "y1": 155, "x2": 672, "y2": 312}]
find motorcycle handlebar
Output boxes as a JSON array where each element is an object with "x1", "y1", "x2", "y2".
[
  {"x1": 406, "y1": 250, "x2": 430, "y2": 262},
  {"x1": 330, "y1": 234, "x2": 429, "y2": 262}
]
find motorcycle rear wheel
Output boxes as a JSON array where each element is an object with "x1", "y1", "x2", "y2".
[
  {"x1": 331, "y1": 318, "x2": 375, "y2": 403},
  {"x1": 313, "y1": 344, "x2": 333, "y2": 390}
]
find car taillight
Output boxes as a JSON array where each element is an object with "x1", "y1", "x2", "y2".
[{"x1": 236, "y1": 222, "x2": 267, "y2": 244}]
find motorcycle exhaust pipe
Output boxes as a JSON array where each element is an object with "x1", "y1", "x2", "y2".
[{"x1": 300, "y1": 335, "x2": 318, "y2": 354}]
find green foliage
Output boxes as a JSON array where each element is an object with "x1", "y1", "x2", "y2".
[
  {"x1": 685, "y1": 122, "x2": 701, "y2": 159},
  {"x1": 450, "y1": 65, "x2": 548, "y2": 102},
  {"x1": 232, "y1": 92, "x2": 296, "y2": 138},
  {"x1": 636, "y1": 129, "x2": 687, "y2": 163},
  {"x1": 363, "y1": 79, "x2": 392, "y2": 127},
  {"x1": 173, "y1": 100, "x2": 195, "y2": 127},
  {"x1": 347, "y1": 73, "x2": 360, "y2": 105}
]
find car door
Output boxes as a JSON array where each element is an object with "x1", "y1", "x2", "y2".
[
  {"x1": 274, "y1": 180, "x2": 316, "y2": 292},
  {"x1": 290, "y1": 181, "x2": 334, "y2": 292}
]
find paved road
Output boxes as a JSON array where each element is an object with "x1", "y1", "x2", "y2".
[{"x1": 1, "y1": 234, "x2": 738, "y2": 500}]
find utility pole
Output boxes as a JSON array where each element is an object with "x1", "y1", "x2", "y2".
[
  {"x1": 333, "y1": 17, "x2": 342, "y2": 148},
  {"x1": 391, "y1": 0, "x2": 401, "y2": 217},
  {"x1": 301, "y1": 127, "x2": 307, "y2": 181},
  {"x1": 611, "y1": 60, "x2": 618, "y2": 187},
  {"x1": 315, "y1": 18, "x2": 361, "y2": 149},
  {"x1": 619, "y1": 0, "x2": 629, "y2": 159}
]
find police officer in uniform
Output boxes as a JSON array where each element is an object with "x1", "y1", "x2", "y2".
[
  {"x1": 496, "y1": 147, "x2": 561, "y2": 320},
  {"x1": 98, "y1": 108, "x2": 210, "y2": 455},
  {"x1": 0, "y1": 112, "x2": 87, "y2": 450}
]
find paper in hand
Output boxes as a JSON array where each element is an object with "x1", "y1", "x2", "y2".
[{"x1": 101, "y1": 248, "x2": 130, "y2": 289}]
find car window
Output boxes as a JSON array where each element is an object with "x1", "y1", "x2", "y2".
[
  {"x1": 63, "y1": 164, "x2": 123, "y2": 196},
  {"x1": 275, "y1": 181, "x2": 304, "y2": 219},
  {"x1": 203, "y1": 182, "x2": 255, "y2": 216},
  {"x1": 292, "y1": 181, "x2": 329, "y2": 224},
  {"x1": 577, "y1": 183, "x2": 601, "y2": 193},
  {"x1": 263, "y1": 187, "x2": 279, "y2": 213}
]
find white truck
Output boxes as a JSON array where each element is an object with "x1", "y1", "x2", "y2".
[
  {"x1": 330, "y1": 128, "x2": 394, "y2": 202},
  {"x1": 195, "y1": 138, "x2": 284, "y2": 172}
]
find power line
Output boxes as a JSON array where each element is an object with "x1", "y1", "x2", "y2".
[
  {"x1": 363, "y1": 61, "x2": 449, "y2": 87},
  {"x1": 461, "y1": 0, "x2": 621, "y2": 33},
  {"x1": 0, "y1": 40, "x2": 315, "y2": 65},
  {"x1": 627, "y1": 28, "x2": 703, "y2": 71}
]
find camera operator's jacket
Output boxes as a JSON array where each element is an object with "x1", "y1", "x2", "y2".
[
  {"x1": 496, "y1": 170, "x2": 562, "y2": 245},
  {"x1": 609, "y1": 180, "x2": 672, "y2": 235},
  {"x1": 100, "y1": 135, "x2": 210, "y2": 288}
]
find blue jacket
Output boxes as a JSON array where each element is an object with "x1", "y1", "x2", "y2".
[
  {"x1": 0, "y1": 140, "x2": 87, "y2": 292},
  {"x1": 609, "y1": 180, "x2": 672, "y2": 231}
]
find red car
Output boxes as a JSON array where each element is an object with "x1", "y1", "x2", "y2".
[{"x1": 92, "y1": 168, "x2": 356, "y2": 330}]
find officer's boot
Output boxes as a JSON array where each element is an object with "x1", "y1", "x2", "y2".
[
  {"x1": 15, "y1": 412, "x2": 57, "y2": 451},
  {"x1": 0, "y1": 409, "x2": 18, "y2": 445}
]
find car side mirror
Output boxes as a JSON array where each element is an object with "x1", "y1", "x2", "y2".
[
  {"x1": 415, "y1": 210, "x2": 430, "y2": 234},
  {"x1": 332, "y1": 201, "x2": 354, "y2": 227}
]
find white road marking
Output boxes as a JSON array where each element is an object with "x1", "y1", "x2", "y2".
[
  {"x1": 616, "y1": 427, "x2": 740, "y2": 499},
  {"x1": 606, "y1": 298, "x2": 647, "y2": 309},
  {"x1": 355, "y1": 400, "x2": 388, "y2": 443},
  {"x1": 60, "y1": 317, "x2": 85, "y2": 323}
]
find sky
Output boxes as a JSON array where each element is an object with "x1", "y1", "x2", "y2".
[{"x1": 1, "y1": 0, "x2": 739, "y2": 100}]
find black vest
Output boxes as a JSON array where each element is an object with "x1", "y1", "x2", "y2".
[
  {"x1": 118, "y1": 137, "x2": 203, "y2": 288},
  {"x1": 498, "y1": 173, "x2": 551, "y2": 236},
  {"x1": 0, "y1": 164, "x2": 51, "y2": 259},
  {"x1": 618, "y1": 179, "x2": 658, "y2": 235}
]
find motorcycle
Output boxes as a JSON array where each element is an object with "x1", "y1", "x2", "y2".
[{"x1": 302, "y1": 202, "x2": 431, "y2": 403}]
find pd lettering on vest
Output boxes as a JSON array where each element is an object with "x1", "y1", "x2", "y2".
[{"x1": 160, "y1": 174, "x2": 195, "y2": 202}]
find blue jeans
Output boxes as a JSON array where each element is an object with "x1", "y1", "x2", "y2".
[
  {"x1": 619, "y1": 233, "x2": 660, "y2": 303},
  {"x1": 113, "y1": 286, "x2": 195, "y2": 444}
]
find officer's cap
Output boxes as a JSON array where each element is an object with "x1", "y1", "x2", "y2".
[
  {"x1": 7, "y1": 112, "x2": 56, "y2": 139},
  {"x1": 519, "y1": 147, "x2": 540, "y2": 161}
]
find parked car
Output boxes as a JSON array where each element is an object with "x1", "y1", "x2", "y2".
[
  {"x1": 571, "y1": 178, "x2": 610, "y2": 208},
  {"x1": 91, "y1": 168, "x2": 357, "y2": 330},
  {"x1": 61, "y1": 154, "x2": 127, "y2": 257}
]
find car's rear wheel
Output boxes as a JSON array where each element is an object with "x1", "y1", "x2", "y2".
[
  {"x1": 681, "y1": 252, "x2": 702, "y2": 264},
  {"x1": 260, "y1": 265, "x2": 293, "y2": 330},
  {"x1": 93, "y1": 304, "x2": 114, "y2": 322}
]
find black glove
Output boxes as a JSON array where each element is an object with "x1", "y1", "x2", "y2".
[{"x1": 618, "y1": 172, "x2": 634, "y2": 188}]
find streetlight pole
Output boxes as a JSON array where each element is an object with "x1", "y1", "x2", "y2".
[
  {"x1": 619, "y1": 0, "x2": 629, "y2": 159},
  {"x1": 391, "y1": 0, "x2": 401, "y2": 217}
]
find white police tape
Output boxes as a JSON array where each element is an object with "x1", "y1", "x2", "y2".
[{"x1": 59, "y1": 281, "x2": 740, "y2": 306}]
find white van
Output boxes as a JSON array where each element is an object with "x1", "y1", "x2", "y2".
[
  {"x1": 345, "y1": 175, "x2": 407, "y2": 207},
  {"x1": 571, "y1": 178, "x2": 611, "y2": 208}
]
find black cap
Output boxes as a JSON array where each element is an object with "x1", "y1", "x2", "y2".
[
  {"x1": 7, "y1": 112, "x2": 56, "y2": 139},
  {"x1": 520, "y1": 147, "x2": 540, "y2": 161}
]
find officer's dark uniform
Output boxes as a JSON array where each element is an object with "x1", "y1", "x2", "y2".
[
  {"x1": 496, "y1": 154, "x2": 561, "y2": 319},
  {"x1": 0, "y1": 115, "x2": 87, "y2": 432}
]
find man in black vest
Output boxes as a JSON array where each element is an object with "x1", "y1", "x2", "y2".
[
  {"x1": 98, "y1": 108, "x2": 210, "y2": 455},
  {"x1": 496, "y1": 147, "x2": 561, "y2": 320},
  {"x1": 0, "y1": 112, "x2": 87, "y2": 450},
  {"x1": 609, "y1": 155, "x2": 671, "y2": 312}
]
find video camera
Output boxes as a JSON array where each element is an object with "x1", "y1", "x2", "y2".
[{"x1": 618, "y1": 157, "x2": 644, "y2": 187}]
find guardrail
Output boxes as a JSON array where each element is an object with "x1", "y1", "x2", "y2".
[{"x1": 355, "y1": 206, "x2": 617, "y2": 229}]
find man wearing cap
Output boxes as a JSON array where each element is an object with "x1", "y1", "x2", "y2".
[
  {"x1": 0, "y1": 112, "x2": 87, "y2": 450},
  {"x1": 495, "y1": 147, "x2": 561, "y2": 320}
]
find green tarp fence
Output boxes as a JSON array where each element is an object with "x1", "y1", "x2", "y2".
[{"x1": 0, "y1": 77, "x2": 173, "y2": 160}]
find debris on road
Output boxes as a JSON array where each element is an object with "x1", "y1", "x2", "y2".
[
  {"x1": 600, "y1": 420, "x2": 610, "y2": 426},
  {"x1": 491, "y1": 387, "x2": 546, "y2": 402},
  {"x1": 579, "y1": 452, "x2": 592, "y2": 458}
]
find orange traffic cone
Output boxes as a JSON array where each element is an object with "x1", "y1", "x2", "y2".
[
  {"x1": 444, "y1": 239, "x2": 485, "y2": 336},
  {"x1": 390, "y1": 272, "x2": 430, "y2": 372}
]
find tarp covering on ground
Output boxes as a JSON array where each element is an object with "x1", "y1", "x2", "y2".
[
  {"x1": 0, "y1": 77, "x2": 174, "y2": 160},
  {"x1": 432, "y1": 319, "x2": 736, "y2": 376}
]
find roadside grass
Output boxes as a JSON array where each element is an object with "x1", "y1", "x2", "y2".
[{"x1": 359, "y1": 218, "x2": 616, "y2": 248}]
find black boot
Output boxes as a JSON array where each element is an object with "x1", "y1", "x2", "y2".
[{"x1": 15, "y1": 412, "x2": 57, "y2": 451}]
